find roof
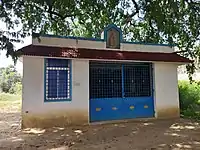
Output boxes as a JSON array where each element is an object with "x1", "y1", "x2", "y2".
[{"x1": 17, "y1": 45, "x2": 192, "y2": 63}]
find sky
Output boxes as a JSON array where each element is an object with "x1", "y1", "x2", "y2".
[
  {"x1": 0, "y1": 37, "x2": 31, "y2": 74},
  {"x1": 0, "y1": 21, "x2": 31, "y2": 74}
]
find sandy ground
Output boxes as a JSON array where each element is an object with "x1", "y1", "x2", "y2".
[{"x1": 1, "y1": 107, "x2": 200, "y2": 150}]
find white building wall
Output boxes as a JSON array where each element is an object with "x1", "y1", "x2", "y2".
[
  {"x1": 121, "y1": 43, "x2": 173, "y2": 53},
  {"x1": 22, "y1": 56, "x2": 181, "y2": 128},
  {"x1": 154, "y1": 63, "x2": 180, "y2": 118},
  {"x1": 22, "y1": 56, "x2": 89, "y2": 128},
  {"x1": 33, "y1": 37, "x2": 105, "y2": 49},
  {"x1": 32, "y1": 37, "x2": 173, "y2": 53}
]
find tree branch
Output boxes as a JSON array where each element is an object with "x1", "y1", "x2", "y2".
[
  {"x1": 48, "y1": 8, "x2": 79, "y2": 20},
  {"x1": 124, "y1": 0, "x2": 140, "y2": 24},
  {"x1": 174, "y1": 50, "x2": 188, "y2": 54},
  {"x1": 71, "y1": 17, "x2": 78, "y2": 28},
  {"x1": 46, "y1": 1, "x2": 77, "y2": 20},
  {"x1": 131, "y1": 0, "x2": 139, "y2": 17},
  {"x1": 1, "y1": 0, "x2": 4, "y2": 6}
]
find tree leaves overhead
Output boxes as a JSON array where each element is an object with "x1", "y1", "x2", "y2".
[{"x1": 0, "y1": 0, "x2": 200, "y2": 75}]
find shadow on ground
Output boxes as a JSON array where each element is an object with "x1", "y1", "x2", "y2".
[{"x1": 0, "y1": 112, "x2": 200, "y2": 150}]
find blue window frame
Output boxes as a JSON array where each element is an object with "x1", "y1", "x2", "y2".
[{"x1": 44, "y1": 58, "x2": 71, "y2": 102}]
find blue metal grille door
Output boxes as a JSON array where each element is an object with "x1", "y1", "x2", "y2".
[
  {"x1": 123, "y1": 64, "x2": 154, "y2": 119},
  {"x1": 124, "y1": 64, "x2": 151, "y2": 97},
  {"x1": 90, "y1": 63, "x2": 122, "y2": 99},
  {"x1": 89, "y1": 61, "x2": 154, "y2": 122}
]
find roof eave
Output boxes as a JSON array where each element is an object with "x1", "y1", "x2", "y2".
[{"x1": 17, "y1": 45, "x2": 192, "y2": 64}]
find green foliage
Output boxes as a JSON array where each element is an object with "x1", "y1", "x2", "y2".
[
  {"x1": 9, "y1": 82, "x2": 22, "y2": 95},
  {"x1": 13, "y1": 82, "x2": 22, "y2": 95},
  {"x1": 0, "y1": 65, "x2": 22, "y2": 94},
  {"x1": 179, "y1": 81, "x2": 200, "y2": 120}
]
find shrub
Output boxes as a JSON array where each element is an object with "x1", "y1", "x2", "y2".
[
  {"x1": 179, "y1": 81, "x2": 200, "y2": 119},
  {"x1": 9, "y1": 82, "x2": 22, "y2": 95},
  {"x1": 0, "y1": 65, "x2": 22, "y2": 94}
]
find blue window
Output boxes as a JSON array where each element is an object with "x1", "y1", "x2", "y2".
[{"x1": 45, "y1": 58, "x2": 71, "y2": 102}]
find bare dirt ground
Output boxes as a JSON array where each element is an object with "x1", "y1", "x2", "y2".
[{"x1": 1, "y1": 106, "x2": 200, "y2": 150}]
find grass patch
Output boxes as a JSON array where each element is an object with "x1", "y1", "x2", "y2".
[
  {"x1": 0, "y1": 93, "x2": 21, "y2": 101},
  {"x1": 0, "y1": 92, "x2": 21, "y2": 111}
]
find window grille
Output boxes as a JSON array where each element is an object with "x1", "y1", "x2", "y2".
[
  {"x1": 89, "y1": 63, "x2": 122, "y2": 99},
  {"x1": 45, "y1": 58, "x2": 71, "y2": 101},
  {"x1": 124, "y1": 64, "x2": 151, "y2": 97},
  {"x1": 90, "y1": 62, "x2": 152, "y2": 99}
]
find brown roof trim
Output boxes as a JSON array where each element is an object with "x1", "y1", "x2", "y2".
[{"x1": 17, "y1": 45, "x2": 192, "y2": 63}]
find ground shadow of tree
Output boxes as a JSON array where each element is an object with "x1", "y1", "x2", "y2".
[{"x1": 1, "y1": 117, "x2": 200, "y2": 150}]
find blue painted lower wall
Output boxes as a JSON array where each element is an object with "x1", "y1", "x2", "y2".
[{"x1": 90, "y1": 97, "x2": 154, "y2": 122}]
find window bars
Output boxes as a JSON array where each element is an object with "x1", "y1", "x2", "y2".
[
  {"x1": 45, "y1": 58, "x2": 71, "y2": 101},
  {"x1": 90, "y1": 62, "x2": 152, "y2": 99},
  {"x1": 90, "y1": 63, "x2": 122, "y2": 99}
]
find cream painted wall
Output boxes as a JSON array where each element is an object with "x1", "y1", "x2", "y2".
[
  {"x1": 22, "y1": 56, "x2": 89, "y2": 123},
  {"x1": 33, "y1": 37, "x2": 105, "y2": 49},
  {"x1": 153, "y1": 63, "x2": 180, "y2": 118},
  {"x1": 22, "y1": 56, "x2": 180, "y2": 127},
  {"x1": 32, "y1": 37, "x2": 173, "y2": 53},
  {"x1": 121, "y1": 43, "x2": 173, "y2": 53}
]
